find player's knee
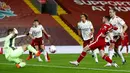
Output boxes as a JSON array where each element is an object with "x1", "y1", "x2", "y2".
[
  {"x1": 83, "y1": 46, "x2": 90, "y2": 52},
  {"x1": 22, "y1": 44, "x2": 32, "y2": 51}
]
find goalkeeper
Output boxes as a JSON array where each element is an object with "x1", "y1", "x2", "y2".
[{"x1": 3, "y1": 28, "x2": 41, "y2": 68}]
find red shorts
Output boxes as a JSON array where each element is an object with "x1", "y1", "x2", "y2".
[
  {"x1": 83, "y1": 38, "x2": 93, "y2": 48},
  {"x1": 31, "y1": 37, "x2": 44, "y2": 47},
  {"x1": 88, "y1": 37, "x2": 106, "y2": 51}
]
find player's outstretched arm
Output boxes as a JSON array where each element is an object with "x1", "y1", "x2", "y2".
[{"x1": 42, "y1": 29, "x2": 51, "y2": 39}]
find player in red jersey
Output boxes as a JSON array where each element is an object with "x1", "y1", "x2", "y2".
[
  {"x1": 26, "y1": 19, "x2": 51, "y2": 62},
  {"x1": 121, "y1": 33, "x2": 129, "y2": 55},
  {"x1": 70, "y1": 16, "x2": 118, "y2": 67}
]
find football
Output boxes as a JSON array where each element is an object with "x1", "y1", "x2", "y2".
[{"x1": 49, "y1": 45, "x2": 56, "y2": 53}]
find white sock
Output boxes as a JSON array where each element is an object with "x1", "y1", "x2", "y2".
[
  {"x1": 93, "y1": 50, "x2": 98, "y2": 63},
  {"x1": 118, "y1": 45, "x2": 125, "y2": 62},
  {"x1": 43, "y1": 50, "x2": 48, "y2": 61},
  {"x1": 108, "y1": 49, "x2": 114, "y2": 60},
  {"x1": 19, "y1": 62, "x2": 26, "y2": 67},
  {"x1": 37, "y1": 56, "x2": 43, "y2": 61},
  {"x1": 37, "y1": 56, "x2": 41, "y2": 59}
]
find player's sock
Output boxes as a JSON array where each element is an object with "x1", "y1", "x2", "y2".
[
  {"x1": 93, "y1": 51, "x2": 98, "y2": 63},
  {"x1": 26, "y1": 55, "x2": 32, "y2": 60},
  {"x1": 37, "y1": 56, "x2": 43, "y2": 62},
  {"x1": 27, "y1": 45, "x2": 37, "y2": 54},
  {"x1": 16, "y1": 62, "x2": 26, "y2": 68},
  {"x1": 108, "y1": 49, "x2": 114, "y2": 60},
  {"x1": 26, "y1": 51, "x2": 33, "y2": 60},
  {"x1": 118, "y1": 46, "x2": 125, "y2": 62},
  {"x1": 77, "y1": 51, "x2": 86, "y2": 63},
  {"x1": 43, "y1": 51, "x2": 50, "y2": 62},
  {"x1": 19, "y1": 62, "x2": 26, "y2": 67},
  {"x1": 126, "y1": 46, "x2": 129, "y2": 55},
  {"x1": 102, "y1": 55, "x2": 112, "y2": 63}
]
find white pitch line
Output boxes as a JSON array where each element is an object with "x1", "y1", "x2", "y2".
[{"x1": 0, "y1": 63, "x2": 130, "y2": 72}]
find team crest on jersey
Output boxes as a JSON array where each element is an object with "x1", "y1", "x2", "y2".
[{"x1": 0, "y1": 1, "x2": 16, "y2": 19}]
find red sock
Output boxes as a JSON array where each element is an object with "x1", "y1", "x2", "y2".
[
  {"x1": 102, "y1": 55, "x2": 112, "y2": 63},
  {"x1": 46, "y1": 52, "x2": 50, "y2": 61},
  {"x1": 77, "y1": 51, "x2": 86, "y2": 63},
  {"x1": 126, "y1": 46, "x2": 129, "y2": 53}
]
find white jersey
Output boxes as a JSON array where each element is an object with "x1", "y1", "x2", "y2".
[
  {"x1": 3, "y1": 33, "x2": 16, "y2": 59},
  {"x1": 78, "y1": 20, "x2": 93, "y2": 41},
  {"x1": 29, "y1": 25, "x2": 44, "y2": 38},
  {"x1": 109, "y1": 16, "x2": 125, "y2": 36}
]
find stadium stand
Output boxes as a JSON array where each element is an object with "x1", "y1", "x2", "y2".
[
  {"x1": 56, "y1": 0, "x2": 130, "y2": 40},
  {"x1": 0, "y1": 0, "x2": 79, "y2": 46}
]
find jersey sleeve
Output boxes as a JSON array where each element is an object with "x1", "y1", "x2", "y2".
[
  {"x1": 7, "y1": 33, "x2": 14, "y2": 40},
  {"x1": 90, "y1": 21, "x2": 93, "y2": 29},
  {"x1": 117, "y1": 17, "x2": 125, "y2": 26},
  {"x1": 29, "y1": 28, "x2": 33, "y2": 34},
  {"x1": 77, "y1": 22, "x2": 81, "y2": 29},
  {"x1": 40, "y1": 25, "x2": 45, "y2": 30}
]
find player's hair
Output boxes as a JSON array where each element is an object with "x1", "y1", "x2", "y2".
[
  {"x1": 104, "y1": 16, "x2": 111, "y2": 21},
  {"x1": 110, "y1": 8, "x2": 117, "y2": 12},
  {"x1": 33, "y1": 19, "x2": 40, "y2": 24},
  {"x1": 34, "y1": 19, "x2": 39, "y2": 22},
  {"x1": 81, "y1": 13, "x2": 88, "y2": 20},
  {"x1": 7, "y1": 28, "x2": 13, "y2": 35}
]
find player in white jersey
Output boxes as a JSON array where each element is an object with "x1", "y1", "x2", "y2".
[
  {"x1": 77, "y1": 14, "x2": 98, "y2": 63},
  {"x1": 105, "y1": 8, "x2": 128, "y2": 66},
  {"x1": 3, "y1": 28, "x2": 41, "y2": 68},
  {"x1": 26, "y1": 19, "x2": 51, "y2": 62}
]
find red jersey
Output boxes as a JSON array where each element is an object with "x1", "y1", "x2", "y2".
[
  {"x1": 96, "y1": 23, "x2": 113, "y2": 39},
  {"x1": 122, "y1": 33, "x2": 129, "y2": 46},
  {"x1": 88, "y1": 23, "x2": 115, "y2": 50}
]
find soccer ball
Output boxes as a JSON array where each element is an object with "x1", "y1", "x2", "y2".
[{"x1": 49, "y1": 45, "x2": 56, "y2": 53}]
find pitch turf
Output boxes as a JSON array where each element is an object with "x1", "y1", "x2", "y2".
[{"x1": 0, "y1": 54, "x2": 130, "y2": 73}]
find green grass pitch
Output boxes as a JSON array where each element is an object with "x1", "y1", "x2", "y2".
[{"x1": 0, "y1": 54, "x2": 130, "y2": 73}]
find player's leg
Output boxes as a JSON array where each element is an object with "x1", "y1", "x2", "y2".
[
  {"x1": 100, "y1": 48, "x2": 118, "y2": 67},
  {"x1": 70, "y1": 45, "x2": 90, "y2": 66},
  {"x1": 126, "y1": 45, "x2": 129, "y2": 55},
  {"x1": 34, "y1": 45, "x2": 43, "y2": 62},
  {"x1": 70, "y1": 38, "x2": 100, "y2": 66},
  {"x1": 105, "y1": 43, "x2": 115, "y2": 66},
  {"x1": 100, "y1": 49, "x2": 112, "y2": 64},
  {"x1": 108, "y1": 43, "x2": 115, "y2": 60},
  {"x1": 92, "y1": 49, "x2": 99, "y2": 63},
  {"x1": 10, "y1": 47, "x2": 24, "y2": 58},
  {"x1": 26, "y1": 40, "x2": 35, "y2": 60},
  {"x1": 8, "y1": 57, "x2": 26, "y2": 68},
  {"x1": 84, "y1": 39, "x2": 98, "y2": 63},
  {"x1": 23, "y1": 44, "x2": 41, "y2": 56},
  {"x1": 8, "y1": 47, "x2": 26, "y2": 68},
  {"x1": 114, "y1": 37, "x2": 126, "y2": 64},
  {"x1": 26, "y1": 51, "x2": 33, "y2": 60},
  {"x1": 117, "y1": 45, "x2": 126, "y2": 64},
  {"x1": 40, "y1": 44, "x2": 50, "y2": 62}
]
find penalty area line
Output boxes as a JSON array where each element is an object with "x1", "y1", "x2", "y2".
[{"x1": 0, "y1": 63, "x2": 130, "y2": 72}]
